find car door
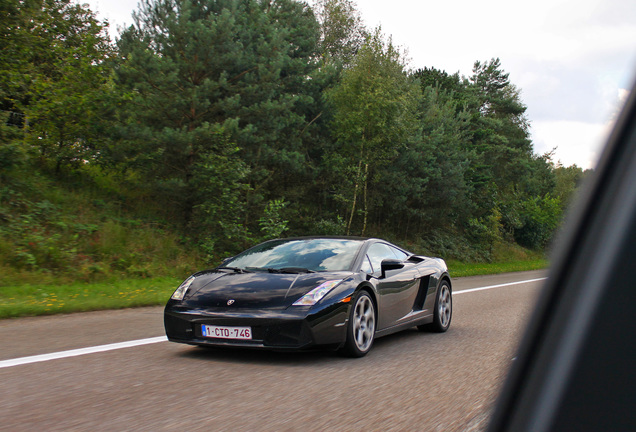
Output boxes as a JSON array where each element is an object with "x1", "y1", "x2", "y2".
[{"x1": 365, "y1": 242, "x2": 420, "y2": 330}]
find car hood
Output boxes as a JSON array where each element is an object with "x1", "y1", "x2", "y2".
[{"x1": 182, "y1": 270, "x2": 352, "y2": 310}]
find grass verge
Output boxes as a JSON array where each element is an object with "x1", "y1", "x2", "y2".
[
  {"x1": 447, "y1": 258, "x2": 549, "y2": 278},
  {"x1": 0, "y1": 277, "x2": 181, "y2": 319}
]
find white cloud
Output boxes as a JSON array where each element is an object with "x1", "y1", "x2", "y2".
[
  {"x1": 82, "y1": 0, "x2": 138, "y2": 38},
  {"x1": 618, "y1": 88, "x2": 631, "y2": 105},
  {"x1": 531, "y1": 120, "x2": 611, "y2": 168}
]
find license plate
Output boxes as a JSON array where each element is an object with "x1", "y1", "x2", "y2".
[{"x1": 201, "y1": 324, "x2": 252, "y2": 340}]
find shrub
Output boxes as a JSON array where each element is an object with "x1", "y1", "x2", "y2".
[{"x1": 514, "y1": 195, "x2": 562, "y2": 250}]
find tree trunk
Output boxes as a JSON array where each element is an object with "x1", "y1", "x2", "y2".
[
  {"x1": 347, "y1": 159, "x2": 362, "y2": 235},
  {"x1": 361, "y1": 163, "x2": 368, "y2": 236}
]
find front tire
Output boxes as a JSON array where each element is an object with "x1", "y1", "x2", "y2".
[
  {"x1": 341, "y1": 291, "x2": 376, "y2": 357},
  {"x1": 419, "y1": 280, "x2": 452, "y2": 332}
]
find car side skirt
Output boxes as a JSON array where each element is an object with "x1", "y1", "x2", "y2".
[{"x1": 374, "y1": 310, "x2": 433, "y2": 338}]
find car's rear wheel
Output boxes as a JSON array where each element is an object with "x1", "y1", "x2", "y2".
[
  {"x1": 341, "y1": 290, "x2": 376, "y2": 357},
  {"x1": 418, "y1": 280, "x2": 452, "y2": 332}
]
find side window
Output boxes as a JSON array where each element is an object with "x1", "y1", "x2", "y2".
[
  {"x1": 360, "y1": 255, "x2": 373, "y2": 274},
  {"x1": 389, "y1": 246, "x2": 408, "y2": 261},
  {"x1": 366, "y1": 243, "x2": 398, "y2": 276}
]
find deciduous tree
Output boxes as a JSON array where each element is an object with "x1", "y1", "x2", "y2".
[
  {"x1": 1, "y1": 0, "x2": 113, "y2": 174},
  {"x1": 326, "y1": 29, "x2": 420, "y2": 235},
  {"x1": 313, "y1": 0, "x2": 366, "y2": 67}
]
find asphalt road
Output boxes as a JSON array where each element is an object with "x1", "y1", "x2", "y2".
[{"x1": 0, "y1": 270, "x2": 545, "y2": 431}]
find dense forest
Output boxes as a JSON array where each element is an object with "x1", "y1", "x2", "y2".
[{"x1": 1, "y1": 0, "x2": 589, "y2": 283}]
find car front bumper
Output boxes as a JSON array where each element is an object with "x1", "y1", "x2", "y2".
[{"x1": 164, "y1": 302, "x2": 350, "y2": 351}]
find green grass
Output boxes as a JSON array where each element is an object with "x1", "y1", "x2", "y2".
[
  {"x1": 447, "y1": 241, "x2": 549, "y2": 277},
  {"x1": 447, "y1": 258, "x2": 549, "y2": 278},
  {"x1": 0, "y1": 277, "x2": 181, "y2": 319}
]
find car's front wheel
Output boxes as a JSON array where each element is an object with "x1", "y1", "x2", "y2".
[
  {"x1": 419, "y1": 280, "x2": 452, "y2": 332},
  {"x1": 341, "y1": 290, "x2": 376, "y2": 357}
]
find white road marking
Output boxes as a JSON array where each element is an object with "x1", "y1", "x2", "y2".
[
  {"x1": 0, "y1": 336, "x2": 167, "y2": 369},
  {"x1": 1, "y1": 277, "x2": 546, "y2": 369},
  {"x1": 454, "y1": 277, "x2": 547, "y2": 295}
]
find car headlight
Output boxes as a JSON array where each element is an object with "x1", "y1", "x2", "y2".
[
  {"x1": 292, "y1": 280, "x2": 342, "y2": 306},
  {"x1": 171, "y1": 276, "x2": 195, "y2": 301}
]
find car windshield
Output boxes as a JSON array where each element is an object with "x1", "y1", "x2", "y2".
[{"x1": 224, "y1": 238, "x2": 363, "y2": 272}]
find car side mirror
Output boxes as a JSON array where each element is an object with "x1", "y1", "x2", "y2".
[{"x1": 380, "y1": 258, "x2": 404, "y2": 278}]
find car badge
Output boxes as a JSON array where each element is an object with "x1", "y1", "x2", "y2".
[{"x1": 227, "y1": 299, "x2": 235, "y2": 306}]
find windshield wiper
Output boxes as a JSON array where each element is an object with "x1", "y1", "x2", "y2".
[
  {"x1": 243, "y1": 267, "x2": 315, "y2": 274},
  {"x1": 216, "y1": 266, "x2": 250, "y2": 273},
  {"x1": 268, "y1": 267, "x2": 316, "y2": 274}
]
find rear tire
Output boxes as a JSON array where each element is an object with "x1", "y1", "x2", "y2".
[
  {"x1": 418, "y1": 280, "x2": 452, "y2": 332},
  {"x1": 340, "y1": 291, "x2": 376, "y2": 357}
]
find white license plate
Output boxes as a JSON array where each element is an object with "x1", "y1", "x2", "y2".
[{"x1": 201, "y1": 324, "x2": 252, "y2": 340}]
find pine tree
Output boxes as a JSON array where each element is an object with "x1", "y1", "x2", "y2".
[{"x1": 114, "y1": 0, "x2": 321, "y2": 248}]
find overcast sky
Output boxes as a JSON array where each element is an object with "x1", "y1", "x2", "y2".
[{"x1": 84, "y1": 0, "x2": 636, "y2": 169}]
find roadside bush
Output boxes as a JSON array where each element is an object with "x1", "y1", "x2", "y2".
[
  {"x1": 0, "y1": 170, "x2": 203, "y2": 285},
  {"x1": 465, "y1": 207, "x2": 503, "y2": 259},
  {"x1": 514, "y1": 195, "x2": 562, "y2": 250}
]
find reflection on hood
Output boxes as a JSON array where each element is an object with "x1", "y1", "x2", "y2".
[{"x1": 184, "y1": 270, "x2": 350, "y2": 310}]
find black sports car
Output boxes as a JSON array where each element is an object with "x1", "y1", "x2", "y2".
[{"x1": 164, "y1": 236, "x2": 452, "y2": 357}]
